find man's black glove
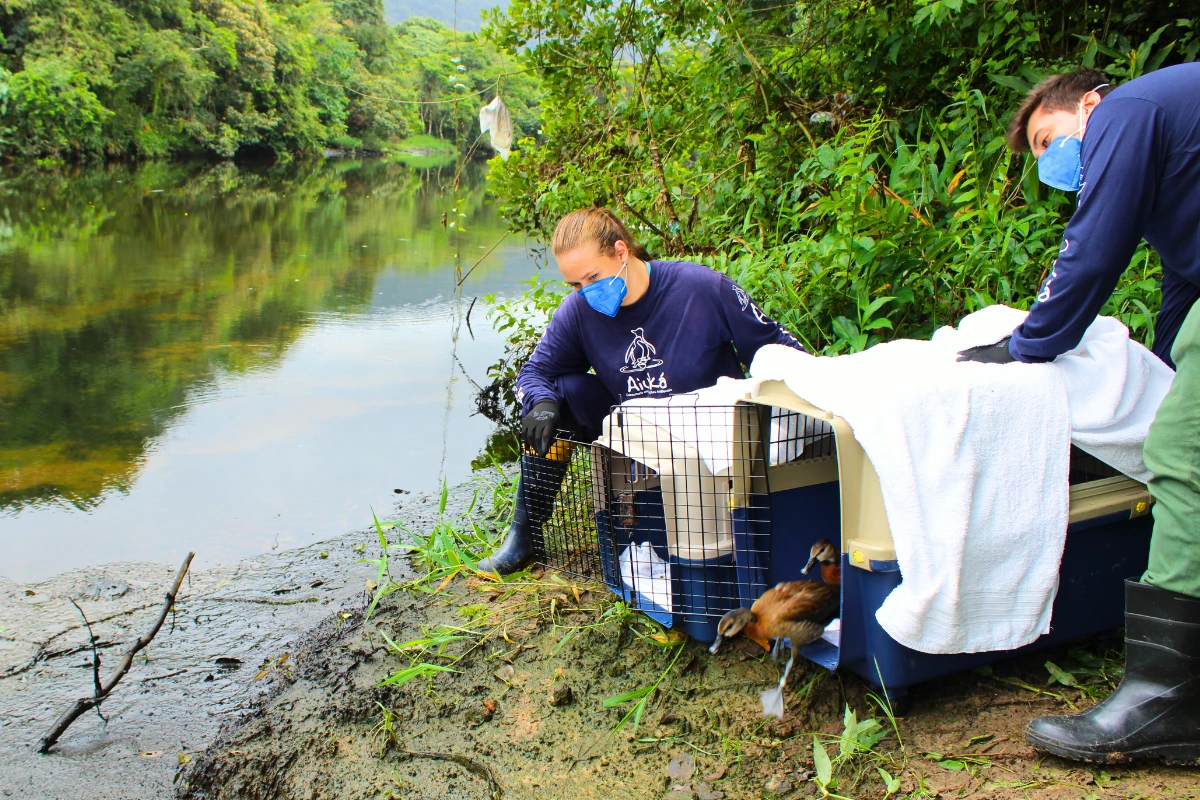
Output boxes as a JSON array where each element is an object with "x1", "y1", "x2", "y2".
[
  {"x1": 956, "y1": 335, "x2": 1018, "y2": 364},
  {"x1": 521, "y1": 400, "x2": 561, "y2": 457}
]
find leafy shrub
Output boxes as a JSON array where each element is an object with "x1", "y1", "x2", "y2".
[
  {"x1": 7, "y1": 60, "x2": 111, "y2": 158},
  {"x1": 484, "y1": 0, "x2": 1189, "y2": 357}
]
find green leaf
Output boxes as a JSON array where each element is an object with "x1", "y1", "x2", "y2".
[
  {"x1": 602, "y1": 686, "x2": 653, "y2": 707},
  {"x1": 1045, "y1": 660, "x2": 1078, "y2": 687},
  {"x1": 988, "y1": 73, "x2": 1030, "y2": 92},
  {"x1": 830, "y1": 315, "x2": 860, "y2": 342},
  {"x1": 371, "y1": 506, "x2": 388, "y2": 550},
  {"x1": 860, "y1": 295, "x2": 895, "y2": 321},
  {"x1": 812, "y1": 736, "x2": 833, "y2": 787},
  {"x1": 878, "y1": 766, "x2": 901, "y2": 796},
  {"x1": 378, "y1": 662, "x2": 459, "y2": 687}
]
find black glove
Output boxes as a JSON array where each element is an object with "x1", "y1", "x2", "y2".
[
  {"x1": 521, "y1": 400, "x2": 561, "y2": 457},
  {"x1": 956, "y1": 335, "x2": 1018, "y2": 364}
]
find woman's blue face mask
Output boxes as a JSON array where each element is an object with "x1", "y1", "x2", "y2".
[{"x1": 580, "y1": 260, "x2": 628, "y2": 317}]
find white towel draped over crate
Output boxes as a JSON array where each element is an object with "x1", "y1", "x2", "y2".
[
  {"x1": 749, "y1": 305, "x2": 1172, "y2": 655},
  {"x1": 938, "y1": 307, "x2": 1174, "y2": 485}
]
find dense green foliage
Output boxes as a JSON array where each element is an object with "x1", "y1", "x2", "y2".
[
  {"x1": 394, "y1": 16, "x2": 540, "y2": 151},
  {"x1": 0, "y1": 0, "x2": 538, "y2": 161},
  {"x1": 485, "y1": 0, "x2": 1198, "y2": 357}
]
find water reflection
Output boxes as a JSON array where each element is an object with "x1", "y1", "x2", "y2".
[{"x1": 0, "y1": 159, "x2": 540, "y2": 581}]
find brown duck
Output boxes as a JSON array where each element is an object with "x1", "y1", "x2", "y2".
[
  {"x1": 709, "y1": 538, "x2": 841, "y2": 718},
  {"x1": 802, "y1": 537, "x2": 840, "y2": 585}
]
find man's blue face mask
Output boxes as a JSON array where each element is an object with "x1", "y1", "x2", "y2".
[
  {"x1": 580, "y1": 260, "x2": 628, "y2": 317},
  {"x1": 1038, "y1": 133, "x2": 1083, "y2": 192},
  {"x1": 1036, "y1": 86, "x2": 1107, "y2": 193}
]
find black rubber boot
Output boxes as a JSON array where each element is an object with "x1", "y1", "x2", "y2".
[
  {"x1": 1025, "y1": 579, "x2": 1200, "y2": 763},
  {"x1": 478, "y1": 454, "x2": 570, "y2": 576}
]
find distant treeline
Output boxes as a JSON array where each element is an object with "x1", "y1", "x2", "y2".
[{"x1": 0, "y1": 0, "x2": 540, "y2": 161}]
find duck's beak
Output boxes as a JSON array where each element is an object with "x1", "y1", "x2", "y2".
[
  {"x1": 801, "y1": 554, "x2": 819, "y2": 575},
  {"x1": 708, "y1": 635, "x2": 726, "y2": 655}
]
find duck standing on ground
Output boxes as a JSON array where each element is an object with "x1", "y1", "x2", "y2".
[{"x1": 709, "y1": 539, "x2": 841, "y2": 719}]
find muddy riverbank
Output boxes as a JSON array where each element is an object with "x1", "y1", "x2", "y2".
[
  {"x1": 0, "y1": 479, "x2": 493, "y2": 799},
  {"x1": 177, "y1": 569, "x2": 1200, "y2": 797},
  {"x1": 7, "y1": 473, "x2": 1200, "y2": 799},
  {"x1": 176, "y1": 573, "x2": 1200, "y2": 800}
]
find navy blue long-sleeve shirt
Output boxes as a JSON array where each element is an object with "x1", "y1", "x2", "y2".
[
  {"x1": 515, "y1": 259, "x2": 803, "y2": 414},
  {"x1": 1009, "y1": 63, "x2": 1200, "y2": 368}
]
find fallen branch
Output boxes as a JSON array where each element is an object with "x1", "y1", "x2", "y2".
[{"x1": 38, "y1": 552, "x2": 195, "y2": 753}]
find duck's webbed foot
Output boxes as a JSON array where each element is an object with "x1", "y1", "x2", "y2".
[
  {"x1": 760, "y1": 685, "x2": 785, "y2": 719},
  {"x1": 760, "y1": 654, "x2": 796, "y2": 720}
]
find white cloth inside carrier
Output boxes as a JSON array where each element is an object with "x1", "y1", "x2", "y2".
[{"x1": 618, "y1": 541, "x2": 673, "y2": 612}]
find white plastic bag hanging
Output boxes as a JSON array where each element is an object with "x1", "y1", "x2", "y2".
[{"x1": 478, "y1": 95, "x2": 513, "y2": 160}]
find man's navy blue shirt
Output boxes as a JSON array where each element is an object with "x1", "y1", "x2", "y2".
[
  {"x1": 1010, "y1": 63, "x2": 1200, "y2": 368},
  {"x1": 515, "y1": 260, "x2": 803, "y2": 415}
]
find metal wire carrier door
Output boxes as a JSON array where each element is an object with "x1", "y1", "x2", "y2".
[
  {"x1": 527, "y1": 399, "x2": 777, "y2": 640},
  {"x1": 525, "y1": 438, "x2": 605, "y2": 581}
]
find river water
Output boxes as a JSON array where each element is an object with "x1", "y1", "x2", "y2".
[{"x1": 0, "y1": 158, "x2": 540, "y2": 583}]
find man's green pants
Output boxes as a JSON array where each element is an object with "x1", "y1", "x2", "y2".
[{"x1": 1143, "y1": 299, "x2": 1200, "y2": 598}]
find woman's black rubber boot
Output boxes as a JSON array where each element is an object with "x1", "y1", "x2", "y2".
[
  {"x1": 1025, "y1": 579, "x2": 1200, "y2": 763},
  {"x1": 478, "y1": 454, "x2": 570, "y2": 577}
]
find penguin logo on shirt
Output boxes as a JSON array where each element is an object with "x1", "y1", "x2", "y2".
[
  {"x1": 620, "y1": 328, "x2": 665, "y2": 373},
  {"x1": 732, "y1": 281, "x2": 771, "y2": 325},
  {"x1": 733, "y1": 283, "x2": 751, "y2": 311}
]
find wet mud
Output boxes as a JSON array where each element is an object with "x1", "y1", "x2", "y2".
[
  {"x1": 7, "y1": 474, "x2": 1200, "y2": 799},
  {"x1": 0, "y1": 481, "x2": 487, "y2": 799},
  {"x1": 179, "y1": 575, "x2": 1200, "y2": 800}
]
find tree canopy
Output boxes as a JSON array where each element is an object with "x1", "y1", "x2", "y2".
[{"x1": 0, "y1": 0, "x2": 539, "y2": 161}]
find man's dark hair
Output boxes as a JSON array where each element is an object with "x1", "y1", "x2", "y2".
[{"x1": 1006, "y1": 69, "x2": 1116, "y2": 153}]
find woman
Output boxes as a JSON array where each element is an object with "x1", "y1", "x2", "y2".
[{"x1": 480, "y1": 208, "x2": 804, "y2": 575}]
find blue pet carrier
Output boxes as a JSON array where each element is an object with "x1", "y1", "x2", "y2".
[{"x1": 529, "y1": 381, "x2": 1153, "y2": 701}]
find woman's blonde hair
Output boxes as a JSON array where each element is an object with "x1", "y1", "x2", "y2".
[{"x1": 551, "y1": 208, "x2": 651, "y2": 260}]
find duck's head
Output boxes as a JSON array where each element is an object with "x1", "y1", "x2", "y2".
[
  {"x1": 802, "y1": 538, "x2": 838, "y2": 575},
  {"x1": 708, "y1": 607, "x2": 756, "y2": 654}
]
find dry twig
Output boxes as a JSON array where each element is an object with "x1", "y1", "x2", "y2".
[
  {"x1": 38, "y1": 552, "x2": 195, "y2": 753},
  {"x1": 66, "y1": 598, "x2": 106, "y2": 722}
]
